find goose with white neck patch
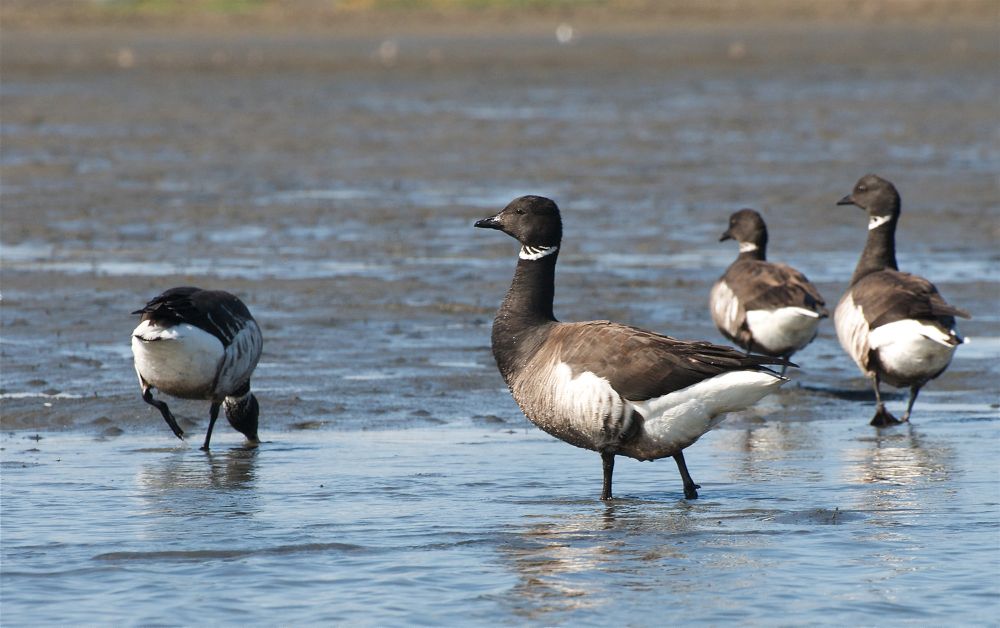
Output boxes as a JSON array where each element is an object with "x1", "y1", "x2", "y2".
[
  {"x1": 834, "y1": 174, "x2": 970, "y2": 427},
  {"x1": 475, "y1": 196, "x2": 788, "y2": 500},
  {"x1": 710, "y1": 208, "x2": 828, "y2": 374},
  {"x1": 131, "y1": 286, "x2": 263, "y2": 450}
]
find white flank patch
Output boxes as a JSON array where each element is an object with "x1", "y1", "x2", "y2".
[
  {"x1": 552, "y1": 362, "x2": 629, "y2": 440},
  {"x1": 131, "y1": 321, "x2": 223, "y2": 398},
  {"x1": 868, "y1": 319, "x2": 959, "y2": 380},
  {"x1": 709, "y1": 280, "x2": 742, "y2": 337},
  {"x1": 745, "y1": 307, "x2": 822, "y2": 354},
  {"x1": 868, "y1": 215, "x2": 892, "y2": 230},
  {"x1": 517, "y1": 361, "x2": 632, "y2": 450},
  {"x1": 835, "y1": 293, "x2": 871, "y2": 375},
  {"x1": 519, "y1": 245, "x2": 558, "y2": 261},
  {"x1": 738, "y1": 242, "x2": 758, "y2": 253},
  {"x1": 631, "y1": 370, "x2": 784, "y2": 451}
]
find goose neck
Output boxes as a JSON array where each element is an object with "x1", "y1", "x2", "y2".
[{"x1": 852, "y1": 218, "x2": 898, "y2": 284}]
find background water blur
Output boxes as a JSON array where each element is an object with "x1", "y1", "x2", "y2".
[{"x1": 2, "y1": 1, "x2": 998, "y2": 625}]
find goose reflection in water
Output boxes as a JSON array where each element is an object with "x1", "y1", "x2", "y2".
[
  {"x1": 718, "y1": 417, "x2": 821, "y2": 487},
  {"x1": 501, "y1": 503, "x2": 698, "y2": 620},
  {"x1": 843, "y1": 424, "x2": 953, "y2": 524},
  {"x1": 133, "y1": 447, "x2": 261, "y2": 524}
]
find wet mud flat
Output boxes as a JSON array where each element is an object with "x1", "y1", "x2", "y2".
[{"x1": 2, "y1": 17, "x2": 999, "y2": 625}]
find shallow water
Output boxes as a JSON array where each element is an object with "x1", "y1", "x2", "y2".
[
  {"x1": 3, "y1": 420, "x2": 999, "y2": 625},
  {"x1": 2, "y1": 22, "x2": 999, "y2": 625}
]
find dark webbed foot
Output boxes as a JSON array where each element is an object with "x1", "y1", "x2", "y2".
[
  {"x1": 870, "y1": 404, "x2": 904, "y2": 427},
  {"x1": 683, "y1": 481, "x2": 701, "y2": 500},
  {"x1": 869, "y1": 377, "x2": 905, "y2": 427},
  {"x1": 673, "y1": 452, "x2": 700, "y2": 500},
  {"x1": 142, "y1": 387, "x2": 184, "y2": 439}
]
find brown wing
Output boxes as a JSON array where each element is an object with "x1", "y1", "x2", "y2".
[
  {"x1": 545, "y1": 321, "x2": 785, "y2": 402},
  {"x1": 854, "y1": 270, "x2": 970, "y2": 329},
  {"x1": 726, "y1": 260, "x2": 827, "y2": 317}
]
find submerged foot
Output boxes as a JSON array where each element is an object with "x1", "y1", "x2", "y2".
[
  {"x1": 683, "y1": 482, "x2": 701, "y2": 500},
  {"x1": 870, "y1": 405, "x2": 903, "y2": 427}
]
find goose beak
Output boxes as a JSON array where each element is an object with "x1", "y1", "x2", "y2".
[
  {"x1": 474, "y1": 213, "x2": 503, "y2": 230},
  {"x1": 836, "y1": 194, "x2": 856, "y2": 207},
  {"x1": 719, "y1": 230, "x2": 733, "y2": 242}
]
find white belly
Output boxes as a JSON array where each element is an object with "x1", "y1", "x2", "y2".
[
  {"x1": 745, "y1": 307, "x2": 822, "y2": 355},
  {"x1": 131, "y1": 321, "x2": 223, "y2": 399},
  {"x1": 869, "y1": 319, "x2": 958, "y2": 384},
  {"x1": 626, "y1": 370, "x2": 785, "y2": 459}
]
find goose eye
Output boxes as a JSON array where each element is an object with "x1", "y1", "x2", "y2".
[
  {"x1": 857, "y1": 185, "x2": 867, "y2": 192},
  {"x1": 515, "y1": 208, "x2": 525, "y2": 215}
]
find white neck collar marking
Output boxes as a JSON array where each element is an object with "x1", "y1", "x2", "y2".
[
  {"x1": 869, "y1": 215, "x2": 892, "y2": 231},
  {"x1": 519, "y1": 245, "x2": 559, "y2": 261},
  {"x1": 739, "y1": 242, "x2": 758, "y2": 253}
]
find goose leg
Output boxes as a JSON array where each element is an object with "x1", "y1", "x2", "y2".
[
  {"x1": 142, "y1": 386, "x2": 184, "y2": 440},
  {"x1": 600, "y1": 452, "x2": 615, "y2": 501},
  {"x1": 900, "y1": 385, "x2": 921, "y2": 423},
  {"x1": 202, "y1": 402, "x2": 221, "y2": 451},
  {"x1": 673, "y1": 451, "x2": 700, "y2": 499},
  {"x1": 870, "y1": 375, "x2": 901, "y2": 427}
]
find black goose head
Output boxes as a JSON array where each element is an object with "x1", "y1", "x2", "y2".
[
  {"x1": 224, "y1": 392, "x2": 260, "y2": 445},
  {"x1": 720, "y1": 208, "x2": 768, "y2": 250},
  {"x1": 474, "y1": 195, "x2": 563, "y2": 249},
  {"x1": 837, "y1": 174, "x2": 901, "y2": 227}
]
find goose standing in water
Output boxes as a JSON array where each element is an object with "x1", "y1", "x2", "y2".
[
  {"x1": 834, "y1": 175, "x2": 970, "y2": 426},
  {"x1": 131, "y1": 286, "x2": 263, "y2": 449},
  {"x1": 475, "y1": 196, "x2": 788, "y2": 500},
  {"x1": 710, "y1": 208, "x2": 828, "y2": 374}
]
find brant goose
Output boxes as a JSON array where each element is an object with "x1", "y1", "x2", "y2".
[
  {"x1": 710, "y1": 208, "x2": 828, "y2": 374},
  {"x1": 834, "y1": 174, "x2": 970, "y2": 427},
  {"x1": 475, "y1": 196, "x2": 788, "y2": 500},
  {"x1": 131, "y1": 287, "x2": 263, "y2": 450}
]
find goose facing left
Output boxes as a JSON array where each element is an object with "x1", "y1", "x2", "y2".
[
  {"x1": 834, "y1": 174, "x2": 970, "y2": 427},
  {"x1": 131, "y1": 286, "x2": 263, "y2": 450},
  {"x1": 475, "y1": 196, "x2": 788, "y2": 500},
  {"x1": 710, "y1": 208, "x2": 828, "y2": 374}
]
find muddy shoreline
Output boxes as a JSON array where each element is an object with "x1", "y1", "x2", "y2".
[{"x1": 2, "y1": 19, "x2": 997, "y2": 439}]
